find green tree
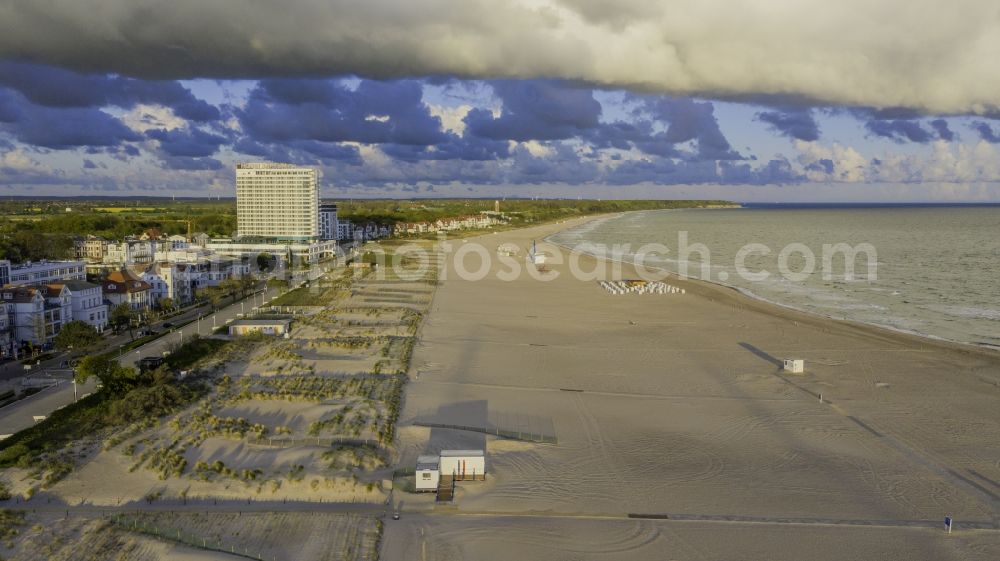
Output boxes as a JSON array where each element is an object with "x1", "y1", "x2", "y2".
[
  {"x1": 53, "y1": 320, "x2": 101, "y2": 351},
  {"x1": 75, "y1": 355, "x2": 139, "y2": 395},
  {"x1": 239, "y1": 274, "x2": 258, "y2": 297},
  {"x1": 110, "y1": 303, "x2": 136, "y2": 339},
  {"x1": 256, "y1": 253, "x2": 273, "y2": 272},
  {"x1": 220, "y1": 278, "x2": 241, "y2": 304},
  {"x1": 198, "y1": 286, "x2": 225, "y2": 311},
  {"x1": 139, "y1": 308, "x2": 160, "y2": 330},
  {"x1": 158, "y1": 297, "x2": 174, "y2": 312}
]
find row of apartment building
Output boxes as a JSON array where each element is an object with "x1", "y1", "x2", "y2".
[
  {"x1": 392, "y1": 214, "x2": 508, "y2": 236},
  {"x1": 0, "y1": 251, "x2": 250, "y2": 357},
  {"x1": 0, "y1": 259, "x2": 105, "y2": 353},
  {"x1": 331, "y1": 215, "x2": 504, "y2": 242},
  {"x1": 0, "y1": 278, "x2": 110, "y2": 351},
  {"x1": 75, "y1": 231, "x2": 212, "y2": 266}
]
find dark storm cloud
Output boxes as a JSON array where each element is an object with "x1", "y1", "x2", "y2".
[
  {"x1": 0, "y1": 88, "x2": 141, "y2": 148},
  {"x1": 239, "y1": 79, "x2": 446, "y2": 146},
  {"x1": 156, "y1": 155, "x2": 224, "y2": 171},
  {"x1": 581, "y1": 120, "x2": 681, "y2": 158},
  {"x1": 972, "y1": 121, "x2": 1000, "y2": 143},
  {"x1": 756, "y1": 108, "x2": 820, "y2": 141},
  {"x1": 463, "y1": 81, "x2": 740, "y2": 162},
  {"x1": 291, "y1": 140, "x2": 362, "y2": 164},
  {"x1": 603, "y1": 158, "x2": 679, "y2": 185},
  {"x1": 381, "y1": 134, "x2": 509, "y2": 162},
  {"x1": 869, "y1": 107, "x2": 921, "y2": 120},
  {"x1": 584, "y1": 121, "x2": 648, "y2": 151},
  {"x1": 146, "y1": 127, "x2": 228, "y2": 158},
  {"x1": 746, "y1": 157, "x2": 802, "y2": 183},
  {"x1": 635, "y1": 97, "x2": 742, "y2": 160},
  {"x1": 0, "y1": 61, "x2": 219, "y2": 121},
  {"x1": 806, "y1": 159, "x2": 835, "y2": 174},
  {"x1": 865, "y1": 119, "x2": 933, "y2": 143},
  {"x1": 233, "y1": 137, "x2": 362, "y2": 166},
  {"x1": 232, "y1": 138, "x2": 295, "y2": 162},
  {"x1": 718, "y1": 157, "x2": 801, "y2": 184},
  {"x1": 465, "y1": 80, "x2": 602, "y2": 141},
  {"x1": 853, "y1": 108, "x2": 956, "y2": 144},
  {"x1": 0, "y1": 88, "x2": 18, "y2": 122},
  {"x1": 929, "y1": 119, "x2": 954, "y2": 141},
  {"x1": 506, "y1": 143, "x2": 599, "y2": 184},
  {"x1": 1, "y1": 0, "x2": 997, "y2": 114},
  {"x1": 235, "y1": 77, "x2": 513, "y2": 169}
]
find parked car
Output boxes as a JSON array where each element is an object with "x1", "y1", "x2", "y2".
[{"x1": 162, "y1": 322, "x2": 173, "y2": 329}]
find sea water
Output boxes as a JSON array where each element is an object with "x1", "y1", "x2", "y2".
[{"x1": 549, "y1": 205, "x2": 1000, "y2": 348}]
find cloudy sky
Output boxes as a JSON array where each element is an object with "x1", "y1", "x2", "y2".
[{"x1": 2, "y1": 0, "x2": 1000, "y2": 201}]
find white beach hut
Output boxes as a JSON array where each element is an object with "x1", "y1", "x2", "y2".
[
  {"x1": 439, "y1": 450, "x2": 486, "y2": 481},
  {"x1": 415, "y1": 455, "x2": 441, "y2": 491},
  {"x1": 783, "y1": 359, "x2": 805, "y2": 373}
]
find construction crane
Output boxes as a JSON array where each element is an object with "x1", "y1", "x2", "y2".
[
  {"x1": 124, "y1": 218, "x2": 193, "y2": 240},
  {"x1": 159, "y1": 219, "x2": 194, "y2": 240}
]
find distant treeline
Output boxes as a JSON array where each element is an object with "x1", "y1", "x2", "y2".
[
  {"x1": 0, "y1": 198, "x2": 735, "y2": 261},
  {"x1": 337, "y1": 199, "x2": 737, "y2": 225},
  {"x1": 0, "y1": 200, "x2": 237, "y2": 261}
]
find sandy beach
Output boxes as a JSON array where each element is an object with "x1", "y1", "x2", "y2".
[{"x1": 385, "y1": 215, "x2": 1000, "y2": 560}]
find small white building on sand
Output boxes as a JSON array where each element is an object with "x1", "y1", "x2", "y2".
[
  {"x1": 415, "y1": 455, "x2": 440, "y2": 491},
  {"x1": 783, "y1": 359, "x2": 805, "y2": 373},
  {"x1": 439, "y1": 450, "x2": 486, "y2": 481},
  {"x1": 229, "y1": 319, "x2": 292, "y2": 337}
]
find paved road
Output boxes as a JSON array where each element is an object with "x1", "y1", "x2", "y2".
[
  {"x1": 0, "y1": 284, "x2": 287, "y2": 436},
  {"x1": 0, "y1": 377, "x2": 98, "y2": 437},
  {"x1": 0, "y1": 300, "x2": 214, "y2": 383},
  {"x1": 118, "y1": 286, "x2": 281, "y2": 368}
]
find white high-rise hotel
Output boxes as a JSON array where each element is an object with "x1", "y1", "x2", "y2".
[{"x1": 236, "y1": 163, "x2": 319, "y2": 240}]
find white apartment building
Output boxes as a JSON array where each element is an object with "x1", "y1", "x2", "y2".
[
  {"x1": 144, "y1": 262, "x2": 194, "y2": 307},
  {"x1": 319, "y1": 203, "x2": 338, "y2": 240},
  {"x1": 49, "y1": 280, "x2": 108, "y2": 332},
  {"x1": 236, "y1": 163, "x2": 320, "y2": 240},
  {"x1": 143, "y1": 255, "x2": 248, "y2": 307},
  {"x1": 1, "y1": 284, "x2": 75, "y2": 347},
  {"x1": 6, "y1": 260, "x2": 86, "y2": 286},
  {"x1": 40, "y1": 284, "x2": 72, "y2": 340},
  {"x1": 103, "y1": 269, "x2": 152, "y2": 311},
  {"x1": 163, "y1": 249, "x2": 250, "y2": 280},
  {"x1": 75, "y1": 236, "x2": 110, "y2": 263},
  {"x1": 2, "y1": 287, "x2": 45, "y2": 347},
  {"x1": 104, "y1": 240, "x2": 157, "y2": 266},
  {"x1": 165, "y1": 235, "x2": 189, "y2": 250}
]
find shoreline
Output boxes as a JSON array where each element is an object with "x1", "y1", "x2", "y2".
[
  {"x1": 543, "y1": 210, "x2": 1000, "y2": 361},
  {"x1": 388, "y1": 215, "x2": 1000, "y2": 559}
]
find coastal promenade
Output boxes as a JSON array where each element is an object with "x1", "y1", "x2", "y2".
[{"x1": 0, "y1": 284, "x2": 284, "y2": 436}]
